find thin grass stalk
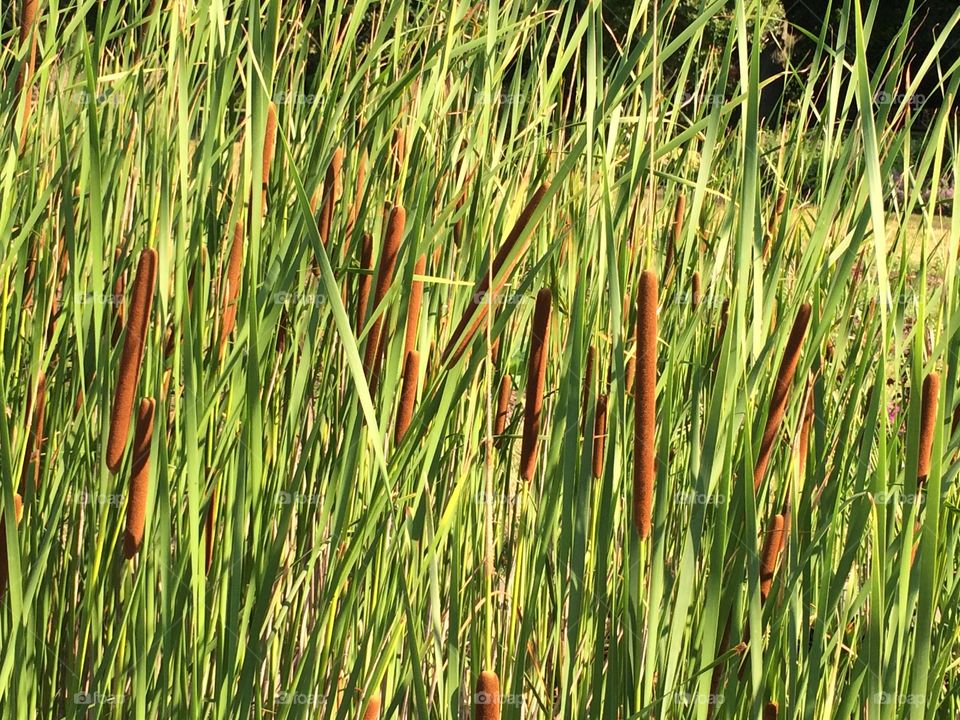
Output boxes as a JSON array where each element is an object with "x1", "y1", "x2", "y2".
[
  {"x1": 21, "y1": 371, "x2": 45, "y2": 489},
  {"x1": 0, "y1": 493, "x2": 24, "y2": 597},
  {"x1": 362, "y1": 206, "x2": 405, "y2": 391},
  {"x1": 519, "y1": 288, "x2": 551, "y2": 480},
  {"x1": 394, "y1": 350, "x2": 420, "y2": 444},
  {"x1": 633, "y1": 271, "x2": 658, "y2": 538},
  {"x1": 205, "y1": 480, "x2": 217, "y2": 575},
  {"x1": 580, "y1": 344, "x2": 595, "y2": 433},
  {"x1": 753, "y1": 303, "x2": 812, "y2": 492},
  {"x1": 441, "y1": 184, "x2": 549, "y2": 365},
  {"x1": 592, "y1": 394, "x2": 608, "y2": 478},
  {"x1": 123, "y1": 398, "x2": 155, "y2": 558},
  {"x1": 106, "y1": 248, "x2": 157, "y2": 473}
]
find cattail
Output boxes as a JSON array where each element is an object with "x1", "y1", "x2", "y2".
[
  {"x1": 403, "y1": 254, "x2": 427, "y2": 360},
  {"x1": 362, "y1": 206, "x2": 405, "y2": 393},
  {"x1": 580, "y1": 345, "x2": 595, "y2": 433},
  {"x1": 753, "y1": 303, "x2": 812, "y2": 492},
  {"x1": 392, "y1": 125, "x2": 406, "y2": 173},
  {"x1": 494, "y1": 374, "x2": 512, "y2": 441},
  {"x1": 394, "y1": 350, "x2": 420, "y2": 444},
  {"x1": 763, "y1": 702, "x2": 779, "y2": 720},
  {"x1": 362, "y1": 689, "x2": 381, "y2": 720},
  {"x1": 21, "y1": 372, "x2": 45, "y2": 489},
  {"x1": 764, "y1": 190, "x2": 788, "y2": 258},
  {"x1": 474, "y1": 671, "x2": 500, "y2": 720},
  {"x1": 691, "y1": 271, "x2": 701, "y2": 309},
  {"x1": 592, "y1": 394, "x2": 608, "y2": 478},
  {"x1": 633, "y1": 271, "x2": 658, "y2": 538},
  {"x1": 355, "y1": 232, "x2": 374, "y2": 332},
  {"x1": 0, "y1": 492, "x2": 24, "y2": 597},
  {"x1": 318, "y1": 147, "x2": 345, "y2": 247},
  {"x1": 106, "y1": 249, "x2": 157, "y2": 473},
  {"x1": 441, "y1": 184, "x2": 549, "y2": 365},
  {"x1": 123, "y1": 398, "x2": 155, "y2": 559},
  {"x1": 205, "y1": 480, "x2": 217, "y2": 574},
  {"x1": 918, "y1": 371, "x2": 940, "y2": 483},
  {"x1": 16, "y1": 0, "x2": 39, "y2": 151},
  {"x1": 519, "y1": 289, "x2": 551, "y2": 480},
  {"x1": 260, "y1": 102, "x2": 278, "y2": 211},
  {"x1": 346, "y1": 149, "x2": 368, "y2": 237},
  {"x1": 759, "y1": 513, "x2": 785, "y2": 603},
  {"x1": 218, "y1": 222, "x2": 245, "y2": 361}
]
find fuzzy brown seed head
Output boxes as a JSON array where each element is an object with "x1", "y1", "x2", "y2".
[
  {"x1": 918, "y1": 371, "x2": 940, "y2": 483},
  {"x1": 356, "y1": 232, "x2": 374, "y2": 332},
  {"x1": 753, "y1": 303, "x2": 812, "y2": 492},
  {"x1": 123, "y1": 398, "x2": 156, "y2": 559},
  {"x1": 519, "y1": 289, "x2": 552, "y2": 481},
  {"x1": 363, "y1": 206, "x2": 406, "y2": 393},
  {"x1": 759, "y1": 514, "x2": 785, "y2": 603},
  {"x1": 219, "y1": 221, "x2": 245, "y2": 360},
  {"x1": 494, "y1": 374, "x2": 512, "y2": 441},
  {"x1": 106, "y1": 249, "x2": 157, "y2": 473},
  {"x1": 262, "y1": 102, "x2": 278, "y2": 186},
  {"x1": 474, "y1": 671, "x2": 500, "y2": 720},
  {"x1": 763, "y1": 702, "x2": 779, "y2": 720},
  {"x1": 394, "y1": 351, "x2": 420, "y2": 445},
  {"x1": 403, "y1": 254, "x2": 427, "y2": 361},
  {"x1": 691, "y1": 271, "x2": 701, "y2": 309},
  {"x1": 362, "y1": 690, "x2": 381, "y2": 720},
  {"x1": 633, "y1": 271, "x2": 658, "y2": 538}
]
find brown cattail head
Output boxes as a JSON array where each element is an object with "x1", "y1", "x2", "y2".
[
  {"x1": 106, "y1": 248, "x2": 157, "y2": 473},
  {"x1": 519, "y1": 289, "x2": 552, "y2": 481},
  {"x1": 763, "y1": 701, "x2": 779, "y2": 720},
  {"x1": 918, "y1": 371, "x2": 940, "y2": 483},
  {"x1": 403, "y1": 254, "x2": 427, "y2": 360},
  {"x1": 356, "y1": 232, "x2": 374, "y2": 332},
  {"x1": 753, "y1": 303, "x2": 812, "y2": 492},
  {"x1": 22, "y1": 371, "x2": 46, "y2": 489},
  {"x1": 394, "y1": 350, "x2": 420, "y2": 444},
  {"x1": 592, "y1": 394, "x2": 608, "y2": 478},
  {"x1": 474, "y1": 671, "x2": 500, "y2": 720},
  {"x1": 363, "y1": 206, "x2": 406, "y2": 393},
  {"x1": 15, "y1": 0, "x2": 39, "y2": 152},
  {"x1": 205, "y1": 480, "x2": 218, "y2": 574},
  {"x1": 494, "y1": 374, "x2": 512, "y2": 442},
  {"x1": 219, "y1": 221, "x2": 245, "y2": 360},
  {"x1": 691, "y1": 271, "x2": 701, "y2": 309},
  {"x1": 317, "y1": 147, "x2": 345, "y2": 247},
  {"x1": 759, "y1": 513, "x2": 785, "y2": 603},
  {"x1": 441, "y1": 184, "x2": 549, "y2": 365},
  {"x1": 362, "y1": 689, "x2": 382, "y2": 720},
  {"x1": 123, "y1": 398, "x2": 156, "y2": 559},
  {"x1": 633, "y1": 271, "x2": 658, "y2": 538},
  {"x1": 262, "y1": 102, "x2": 278, "y2": 188}
]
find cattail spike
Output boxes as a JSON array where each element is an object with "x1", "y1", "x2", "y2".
[
  {"x1": 356, "y1": 232, "x2": 374, "y2": 332},
  {"x1": 918, "y1": 371, "x2": 940, "y2": 484},
  {"x1": 763, "y1": 701, "x2": 779, "y2": 720},
  {"x1": 633, "y1": 271, "x2": 658, "y2": 538},
  {"x1": 106, "y1": 249, "x2": 157, "y2": 473},
  {"x1": 519, "y1": 289, "x2": 552, "y2": 480},
  {"x1": 403, "y1": 254, "x2": 427, "y2": 360},
  {"x1": 753, "y1": 303, "x2": 812, "y2": 491},
  {"x1": 362, "y1": 689, "x2": 381, "y2": 720},
  {"x1": 759, "y1": 513, "x2": 785, "y2": 603},
  {"x1": 260, "y1": 101, "x2": 278, "y2": 211},
  {"x1": 22, "y1": 372, "x2": 46, "y2": 489},
  {"x1": 362, "y1": 206, "x2": 406, "y2": 394},
  {"x1": 494, "y1": 374, "x2": 512, "y2": 443},
  {"x1": 123, "y1": 398, "x2": 156, "y2": 559},
  {"x1": 474, "y1": 671, "x2": 500, "y2": 720},
  {"x1": 394, "y1": 350, "x2": 420, "y2": 444},
  {"x1": 219, "y1": 222, "x2": 245, "y2": 360}
]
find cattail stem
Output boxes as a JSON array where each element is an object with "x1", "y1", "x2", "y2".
[
  {"x1": 753, "y1": 303, "x2": 812, "y2": 492},
  {"x1": 363, "y1": 206, "x2": 406, "y2": 394},
  {"x1": 592, "y1": 394, "x2": 608, "y2": 478},
  {"x1": 519, "y1": 289, "x2": 552, "y2": 481},
  {"x1": 633, "y1": 271, "x2": 658, "y2": 538},
  {"x1": 580, "y1": 345, "x2": 595, "y2": 433},
  {"x1": 918, "y1": 371, "x2": 940, "y2": 484},
  {"x1": 205, "y1": 480, "x2": 218, "y2": 574},
  {"x1": 474, "y1": 671, "x2": 500, "y2": 720},
  {"x1": 123, "y1": 398, "x2": 155, "y2": 559},
  {"x1": 759, "y1": 513, "x2": 785, "y2": 603},
  {"x1": 394, "y1": 350, "x2": 420, "y2": 444},
  {"x1": 107, "y1": 249, "x2": 157, "y2": 473},
  {"x1": 441, "y1": 184, "x2": 548, "y2": 365}
]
